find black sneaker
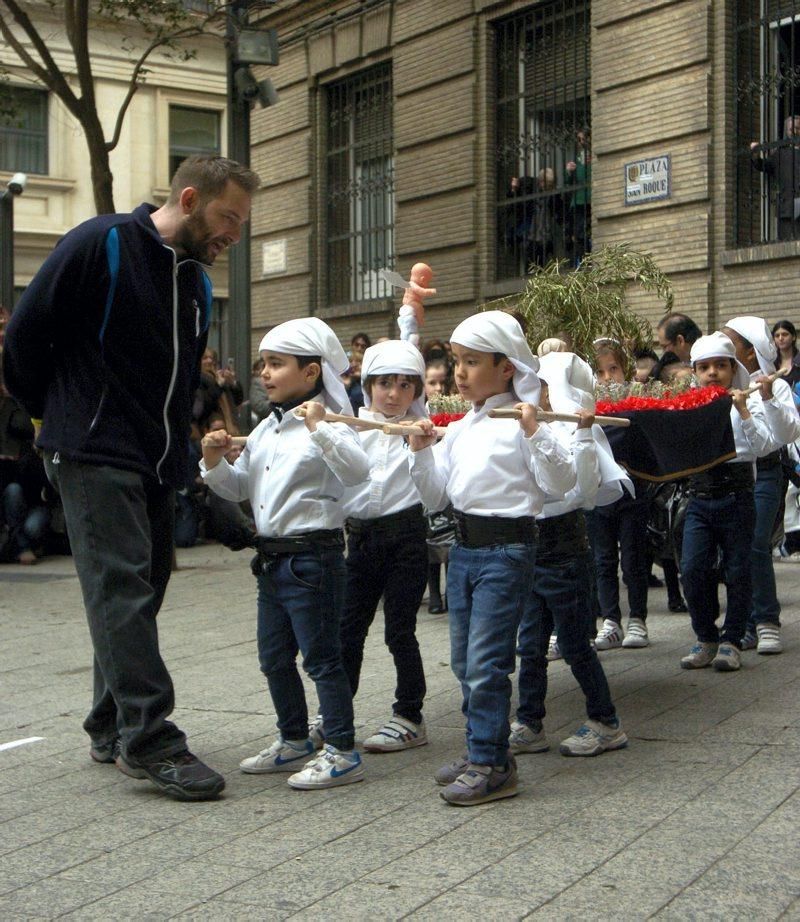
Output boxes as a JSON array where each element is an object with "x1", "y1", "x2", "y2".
[
  {"x1": 668, "y1": 597, "x2": 688, "y2": 613},
  {"x1": 116, "y1": 749, "x2": 225, "y2": 801},
  {"x1": 89, "y1": 736, "x2": 121, "y2": 764}
]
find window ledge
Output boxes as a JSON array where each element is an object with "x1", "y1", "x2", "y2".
[
  {"x1": 318, "y1": 298, "x2": 394, "y2": 320},
  {"x1": 481, "y1": 278, "x2": 529, "y2": 300},
  {"x1": 721, "y1": 240, "x2": 800, "y2": 267},
  {"x1": 0, "y1": 173, "x2": 76, "y2": 193}
]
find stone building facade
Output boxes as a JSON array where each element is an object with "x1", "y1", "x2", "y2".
[{"x1": 248, "y1": 0, "x2": 800, "y2": 352}]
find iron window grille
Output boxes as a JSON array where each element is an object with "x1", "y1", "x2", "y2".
[
  {"x1": 494, "y1": 0, "x2": 591, "y2": 281},
  {"x1": 0, "y1": 86, "x2": 48, "y2": 175},
  {"x1": 325, "y1": 63, "x2": 395, "y2": 306},
  {"x1": 169, "y1": 105, "x2": 221, "y2": 180},
  {"x1": 735, "y1": 0, "x2": 800, "y2": 246}
]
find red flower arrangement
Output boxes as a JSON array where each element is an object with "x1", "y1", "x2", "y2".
[
  {"x1": 596, "y1": 384, "x2": 729, "y2": 415},
  {"x1": 430, "y1": 412, "x2": 466, "y2": 427}
]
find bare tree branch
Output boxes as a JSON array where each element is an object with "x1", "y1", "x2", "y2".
[{"x1": 65, "y1": 0, "x2": 95, "y2": 112}]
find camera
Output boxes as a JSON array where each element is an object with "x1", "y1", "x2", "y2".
[{"x1": 7, "y1": 173, "x2": 27, "y2": 195}]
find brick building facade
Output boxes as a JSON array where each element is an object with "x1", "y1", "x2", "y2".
[{"x1": 248, "y1": 0, "x2": 800, "y2": 352}]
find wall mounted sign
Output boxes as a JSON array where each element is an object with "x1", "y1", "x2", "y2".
[
  {"x1": 262, "y1": 239, "x2": 287, "y2": 275},
  {"x1": 624, "y1": 155, "x2": 671, "y2": 206}
]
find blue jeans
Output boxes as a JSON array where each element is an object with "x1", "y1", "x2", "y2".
[
  {"x1": 447, "y1": 541, "x2": 536, "y2": 766},
  {"x1": 517, "y1": 552, "x2": 616, "y2": 727},
  {"x1": 3, "y1": 482, "x2": 50, "y2": 555},
  {"x1": 681, "y1": 491, "x2": 756, "y2": 646},
  {"x1": 750, "y1": 466, "x2": 782, "y2": 629},
  {"x1": 586, "y1": 491, "x2": 649, "y2": 624},
  {"x1": 256, "y1": 548, "x2": 355, "y2": 750}
]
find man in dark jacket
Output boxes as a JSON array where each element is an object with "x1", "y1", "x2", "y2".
[
  {"x1": 3, "y1": 155, "x2": 260, "y2": 801},
  {"x1": 751, "y1": 116, "x2": 800, "y2": 241}
]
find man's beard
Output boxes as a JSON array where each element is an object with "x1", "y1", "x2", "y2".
[{"x1": 176, "y1": 207, "x2": 216, "y2": 264}]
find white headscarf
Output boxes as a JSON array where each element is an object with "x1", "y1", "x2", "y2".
[
  {"x1": 360, "y1": 340, "x2": 428, "y2": 418},
  {"x1": 539, "y1": 352, "x2": 633, "y2": 505},
  {"x1": 259, "y1": 317, "x2": 352, "y2": 414},
  {"x1": 725, "y1": 315, "x2": 778, "y2": 376},
  {"x1": 690, "y1": 332, "x2": 750, "y2": 390},
  {"x1": 450, "y1": 311, "x2": 540, "y2": 404}
]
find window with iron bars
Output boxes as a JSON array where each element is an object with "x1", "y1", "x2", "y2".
[
  {"x1": 495, "y1": 0, "x2": 591, "y2": 281},
  {"x1": 325, "y1": 63, "x2": 394, "y2": 306},
  {"x1": 735, "y1": 0, "x2": 800, "y2": 246}
]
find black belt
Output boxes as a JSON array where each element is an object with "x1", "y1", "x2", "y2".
[
  {"x1": 453, "y1": 511, "x2": 537, "y2": 548},
  {"x1": 254, "y1": 529, "x2": 343, "y2": 556},
  {"x1": 756, "y1": 450, "x2": 782, "y2": 471},
  {"x1": 537, "y1": 510, "x2": 587, "y2": 559},
  {"x1": 346, "y1": 504, "x2": 424, "y2": 535},
  {"x1": 688, "y1": 463, "x2": 754, "y2": 498}
]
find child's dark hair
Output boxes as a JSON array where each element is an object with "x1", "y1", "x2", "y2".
[
  {"x1": 633, "y1": 347, "x2": 658, "y2": 363},
  {"x1": 594, "y1": 339, "x2": 632, "y2": 378},
  {"x1": 296, "y1": 354, "x2": 322, "y2": 370},
  {"x1": 363, "y1": 373, "x2": 424, "y2": 400}
]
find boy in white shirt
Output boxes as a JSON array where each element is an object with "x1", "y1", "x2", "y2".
[
  {"x1": 723, "y1": 316, "x2": 800, "y2": 654},
  {"x1": 201, "y1": 318, "x2": 370, "y2": 789},
  {"x1": 680, "y1": 332, "x2": 771, "y2": 672},
  {"x1": 408, "y1": 311, "x2": 576, "y2": 805},
  {"x1": 340, "y1": 340, "x2": 429, "y2": 752}
]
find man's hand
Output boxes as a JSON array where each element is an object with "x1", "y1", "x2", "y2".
[
  {"x1": 201, "y1": 429, "x2": 232, "y2": 469},
  {"x1": 566, "y1": 161, "x2": 577, "y2": 173},
  {"x1": 731, "y1": 389, "x2": 751, "y2": 419},
  {"x1": 517, "y1": 402, "x2": 539, "y2": 437},
  {"x1": 300, "y1": 401, "x2": 326, "y2": 432},
  {"x1": 576, "y1": 409, "x2": 595, "y2": 429},
  {"x1": 407, "y1": 418, "x2": 437, "y2": 451}
]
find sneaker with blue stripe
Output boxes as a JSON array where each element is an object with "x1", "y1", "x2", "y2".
[
  {"x1": 239, "y1": 737, "x2": 314, "y2": 774},
  {"x1": 363, "y1": 716, "x2": 427, "y2": 752},
  {"x1": 287, "y1": 744, "x2": 365, "y2": 789}
]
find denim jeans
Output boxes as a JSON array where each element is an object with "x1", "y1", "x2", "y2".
[
  {"x1": 3, "y1": 482, "x2": 50, "y2": 554},
  {"x1": 447, "y1": 541, "x2": 536, "y2": 766},
  {"x1": 681, "y1": 490, "x2": 756, "y2": 646},
  {"x1": 256, "y1": 547, "x2": 355, "y2": 750},
  {"x1": 43, "y1": 454, "x2": 186, "y2": 761},
  {"x1": 340, "y1": 519, "x2": 428, "y2": 725},
  {"x1": 517, "y1": 551, "x2": 616, "y2": 727},
  {"x1": 586, "y1": 490, "x2": 649, "y2": 624},
  {"x1": 749, "y1": 465, "x2": 782, "y2": 629}
]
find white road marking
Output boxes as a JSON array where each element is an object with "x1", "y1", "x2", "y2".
[{"x1": 0, "y1": 737, "x2": 45, "y2": 752}]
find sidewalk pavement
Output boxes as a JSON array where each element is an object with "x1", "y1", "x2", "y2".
[{"x1": 1, "y1": 543, "x2": 800, "y2": 920}]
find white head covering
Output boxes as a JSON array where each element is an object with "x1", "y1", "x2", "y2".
[
  {"x1": 259, "y1": 317, "x2": 352, "y2": 414},
  {"x1": 690, "y1": 332, "x2": 750, "y2": 390},
  {"x1": 537, "y1": 337, "x2": 568, "y2": 357},
  {"x1": 450, "y1": 310, "x2": 540, "y2": 404},
  {"x1": 539, "y1": 352, "x2": 633, "y2": 504},
  {"x1": 725, "y1": 316, "x2": 778, "y2": 376},
  {"x1": 360, "y1": 340, "x2": 428, "y2": 418}
]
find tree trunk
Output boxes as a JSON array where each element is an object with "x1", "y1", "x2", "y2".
[{"x1": 80, "y1": 112, "x2": 115, "y2": 214}]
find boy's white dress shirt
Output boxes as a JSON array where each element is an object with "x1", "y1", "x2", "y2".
[
  {"x1": 538, "y1": 425, "x2": 599, "y2": 519},
  {"x1": 409, "y1": 393, "x2": 576, "y2": 517},
  {"x1": 747, "y1": 373, "x2": 800, "y2": 450},
  {"x1": 343, "y1": 409, "x2": 423, "y2": 520},
  {"x1": 201, "y1": 398, "x2": 369, "y2": 537}
]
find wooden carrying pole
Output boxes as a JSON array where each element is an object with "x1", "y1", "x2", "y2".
[{"x1": 487, "y1": 408, "x2": 631, "y2": 428}]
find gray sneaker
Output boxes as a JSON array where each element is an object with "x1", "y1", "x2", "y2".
[
  {"x1": 712, "y1": 642, "x2": 741, "y2": 671},
  {"x1": 308, "y1": 714, "x2": 325, "y2": 750},
  {"x1": 559, "y1": 719, "x2": 628, "y2": 757},
  {"x1": 508, "y1": 720, "x2": 549, "y2": 754},
  {"x1": 440, "y1": 758, "x2": 519, "y2": 806},
  {"x1": 434, "y1": 754, "x2": 469, "y2": 786},
  {"x1": 740, "y1": 632, "x2": 757, "y2": 651},
  {"x1": 681, "y1": 641, "x2": 718, "y2": 669}
]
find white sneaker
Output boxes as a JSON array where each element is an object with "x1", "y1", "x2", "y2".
[
  {"x1": 681, "y1": 642, "x2": 717, "y2": 669},
  {"x1": 756, "y1": 623, "x2": 783, "y2": 655},
  {"x1": 595, "y1": 618, "x2": 624, "y2": 650},
  {"x1": 559, "y1": 719, "x2": 628, "y2": 757},
  {"x1": 621, "y1": 617, "x2": 649, "y2": 648},
  {"x1": 287, "y1": 744, "x2": 365, "y2": 789},
  {"x1": 308, "y1": 713, "x2": 325, "y2": 749},
  {"x1": 363, "y1": 716, "x2": 427, "y2": 752},
  {"x1": 239, "y1": 737, "x2": 314, "y2": 774},
  {"x1": 546, "y1": 633, "x2": 562, "y2": 661},
  {"x1": 508, "y1": 720, "x2": 549, "y2": 754},
  {"x1": 712, "y1": 642, "x2": 741, "y2": 671}
]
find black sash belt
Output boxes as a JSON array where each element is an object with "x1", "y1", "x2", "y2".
[
  {"x1": 346, "y1": 504, "x2": 424, "y2": 535},
  {"x1": 687, "y1": 462, "x2": 754, "y2": 498},
  {"x1": 453, "y1": 511, "x2": 537, "y2": 548}
]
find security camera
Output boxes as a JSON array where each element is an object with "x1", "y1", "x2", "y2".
[
  {"x1": 7, "y1": 173, "x2": 27, "y2": 195},
  {"x1": 234, "y1": 68, "x2": 279, "y2": 109}
]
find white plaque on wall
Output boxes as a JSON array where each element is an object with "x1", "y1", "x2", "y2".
[
  {"x1": 624, "y1": 155, "x2": 671, "y2": 206},
  {"x1": 262, "y1": 239, "x2": 287, "y2": 276}
]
